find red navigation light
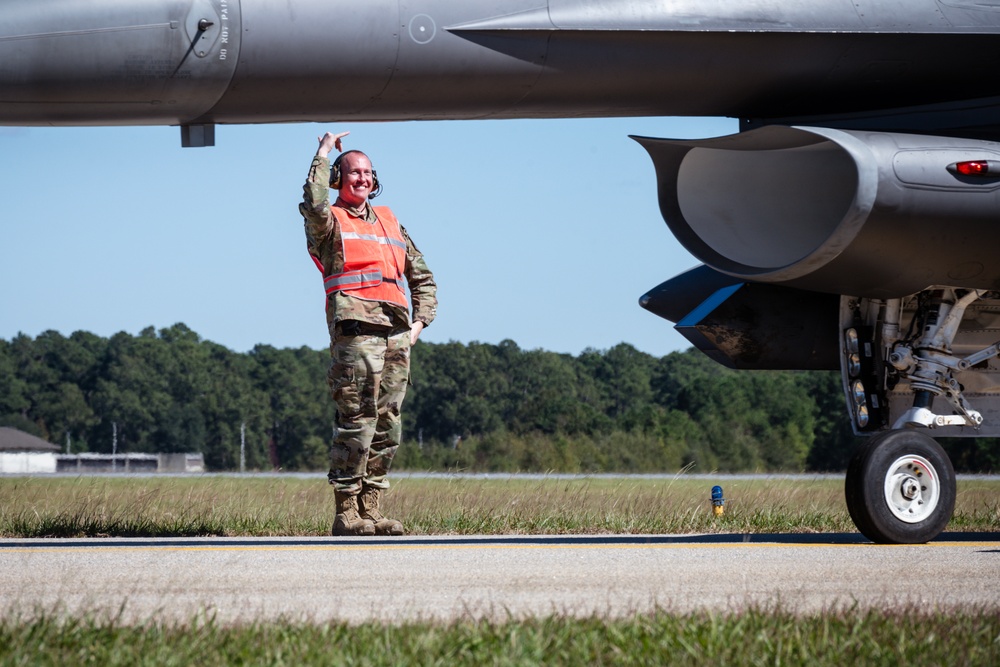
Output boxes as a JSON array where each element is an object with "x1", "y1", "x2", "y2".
[
  {"x1": 956, "y1": 161, "x2": 990, "y2": 176},
  {"x1": 948, "y1": 160, "x2": 1000, "y2": 177}
]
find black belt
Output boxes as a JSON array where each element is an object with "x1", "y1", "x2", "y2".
[{"x1": 336, "y1": 320, "x2": 401, "y2": 337}]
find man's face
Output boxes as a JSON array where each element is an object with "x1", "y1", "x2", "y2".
[{"x1": 337, "y1": 152, "x2": 373, "y2": 208}]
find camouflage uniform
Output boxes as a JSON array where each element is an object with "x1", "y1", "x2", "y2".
[{"x1": 299, "y1": 155, "x2": 437, "y2": 496}]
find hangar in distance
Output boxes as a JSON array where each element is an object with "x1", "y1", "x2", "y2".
[{"x1": 4, "y1": 0, "x2": 1000, "y2": 544}]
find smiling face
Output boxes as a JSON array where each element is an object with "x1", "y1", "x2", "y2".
[{"x1": 336, "y1": 151, "x2": 374, "y2": 209}]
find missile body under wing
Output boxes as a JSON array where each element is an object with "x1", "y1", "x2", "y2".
[{"x1": 5, "y1": 0, "x2": 1000, "y2": 140}]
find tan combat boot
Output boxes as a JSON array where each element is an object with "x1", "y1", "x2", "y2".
[
  {"x1": 358, "y1": 486, "x2": 404, "y2": 536},
  {"x1": 332, "y1": 491, "x2": 375, "y2": 536}
]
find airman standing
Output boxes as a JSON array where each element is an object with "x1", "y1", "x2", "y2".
[{"x1": 299, "y1": 131, "x2": 437, "y2": 535}]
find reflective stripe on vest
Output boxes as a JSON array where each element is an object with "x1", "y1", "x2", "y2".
[
  {"x1": 323, "y1": 269, "x2": 382, "y2": 292},
  {"x1": 341, "y1": 231, "x2": 408, "y2": 252},
  {"x1": 321, "y1": 206, "x2": 408, "y2": 308}
]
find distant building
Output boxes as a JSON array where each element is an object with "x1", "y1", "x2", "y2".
[
  {"x1": 56, "y1": 452, "x2": 205, "y2": 473},
  {"x1": 0, "y1": 427, "x2": 205, "y2": 474},
  {"x1": 0, "y1": 427, "x2": 59, "y2": 473}
]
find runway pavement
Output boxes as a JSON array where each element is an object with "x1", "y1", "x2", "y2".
[{"x1": 2, "y1": 533, "x2": 999, "y2": 624}]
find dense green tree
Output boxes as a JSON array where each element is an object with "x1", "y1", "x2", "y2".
[
  {"x1": 3, "y1": 325, "x2": 995, "y2": 473},
  {"x1": 408, "y1": 340, "x2": 511, "y2": 441},
  {"x1": 249, "y1": 344, "x2": 334, "y2": 470},
  {"x1": 0, "y1": 338, "x2": 31, "y2": 424},
  {"x1": 199, "y1": 342, "x2": 270, "y2": 470},
  {"x1": 90, "y1": 332, "x2": 176, "y2": 452},
  {"x1": 939, "y1": 437, "x2": 1000, "y2": 473},
  {"x1": 4, "y1": 332, "x2": 99, "y2": 446},
  {"x1": 580, "y1": 343, "x2": 655, "y2": 421},
  {"x1": 800, "y1": 371, "x2": 864, "y2": 471}
]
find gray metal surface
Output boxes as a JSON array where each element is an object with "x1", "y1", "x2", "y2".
[
  {"x1": 3, "y1": 0, "x2": 1000, "y2": 135},
  {"x1": 2, "y1": 534, "x2": 998, "y2": 623},
  {"x1": 635, "y1": 127, "x2": 1000, "y2": 299},
  {"x1": 0, "y1": 0, "x2": 238, "y2": 125},
  {"x1": 885, "y1": 298, "x2": 1000, "y2": 438}
]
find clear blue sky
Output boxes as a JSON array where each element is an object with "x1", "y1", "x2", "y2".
[{"x1": 0, "y1": 116, "x2": 737, "y2": 357}]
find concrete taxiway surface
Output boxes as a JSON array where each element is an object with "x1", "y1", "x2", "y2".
[{"x1": 2, "y1": 534, "x2": 998, "y2": 624}]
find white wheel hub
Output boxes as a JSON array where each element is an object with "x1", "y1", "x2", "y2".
[{"x1": 883, "y1": 455, "x2": 940, "y2": 524}]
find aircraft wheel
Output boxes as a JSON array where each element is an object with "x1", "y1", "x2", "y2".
[{"x1": 844, "y1": 429, "x2": 956, "y2": 544}]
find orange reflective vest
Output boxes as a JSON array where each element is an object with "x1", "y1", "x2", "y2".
[{"x1": 316, "y1": 206, "x2": 408, "y2": 308}]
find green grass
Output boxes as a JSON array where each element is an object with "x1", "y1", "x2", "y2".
[
  {"x1": 0, "y1": 475, "x2": 997, "y2": 538},
  {"x1": 1, "y1": 607, "x2": 998, "y2": 666}
]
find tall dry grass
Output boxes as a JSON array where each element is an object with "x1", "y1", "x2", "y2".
[{"x1": 0, "y1": 474, "x2": 996, "y2": 538}]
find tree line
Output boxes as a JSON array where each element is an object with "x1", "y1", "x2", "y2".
[{"x1": 1, "y1": 325, "x2": 996, "y2": 472}]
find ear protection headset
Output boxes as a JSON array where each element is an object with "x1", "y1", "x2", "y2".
[{"x1": 330, "y1": 150, "x2": 382, "y2": 199}]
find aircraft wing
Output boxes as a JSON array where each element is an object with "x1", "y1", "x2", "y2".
[{"x1": 3, "y1": 0, "x2": 1000, "y2": 139}]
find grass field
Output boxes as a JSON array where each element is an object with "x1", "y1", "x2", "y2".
[
  {"x1": 1, "y1": 608, "x2": 998, "y2": 666},
  {"x1": 0, "y1": 474, "x2": 997, "y2": 538},
  {"x1": 1, "y1": 475, "x2": 998, "y2": 665}
]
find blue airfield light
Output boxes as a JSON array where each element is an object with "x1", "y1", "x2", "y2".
[{"x1": 711, "y1": 485, "x2": 725, "y2": 516}]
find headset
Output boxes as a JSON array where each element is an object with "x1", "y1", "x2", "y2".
[{"x1": 330, "y1": 150, "x2": 382, "y2": 199}]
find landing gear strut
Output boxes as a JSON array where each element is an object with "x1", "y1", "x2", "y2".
[
  {"x1": 840, "y1": 289, "x2": 988, "y2": 543},
  {"x1": 844, "y1": 429, "x2": 956, "y2": 544}
]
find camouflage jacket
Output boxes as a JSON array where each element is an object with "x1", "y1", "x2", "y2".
[{"x1": 298, "y1": 155, "x2": 437, "y2": 332}]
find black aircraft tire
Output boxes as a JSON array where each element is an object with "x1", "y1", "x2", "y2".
[
  {"x1": 844, "y1": 429, "x2": 956, "y2": 544},
  {"x1": 844, "y1": 439, "x2": 877, "y2": 540}
]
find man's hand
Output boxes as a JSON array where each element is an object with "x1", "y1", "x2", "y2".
[
  {"x1": 410, "y1": 321, "x2": 425, "y2": 346},
  {"x1": 316, "y1": 131, "x2": 349, "y2": 158}
]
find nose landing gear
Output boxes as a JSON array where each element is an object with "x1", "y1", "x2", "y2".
[
  {"x1": 845, "y1": 429, "x2": 956, "y2": 544},
  {"x1": 840, "y1": 289, "x2": 987, "y2": 543}
]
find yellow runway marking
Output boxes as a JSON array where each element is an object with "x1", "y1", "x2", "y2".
[{"x1": 3, "y1": 540, "x2": 999, "y2": 554}]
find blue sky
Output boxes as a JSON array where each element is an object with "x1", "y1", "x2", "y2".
[{"x1": 0, "y1": 116, "x2": 737, "y2": 357}]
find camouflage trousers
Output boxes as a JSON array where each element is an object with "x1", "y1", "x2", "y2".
[{"x1": 327, "y1": 324, "x2": 410, "y2": 495}]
